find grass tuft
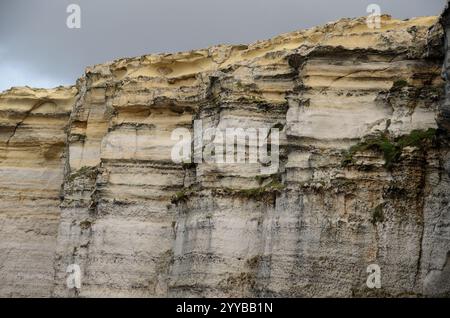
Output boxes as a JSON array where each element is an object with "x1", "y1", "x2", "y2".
[
  {"x1": 342, "y1": 129, "x2": 436, "y2": 170},
  {"x1": 392, "y1": 79, "x2": 408, "y2": 89}
]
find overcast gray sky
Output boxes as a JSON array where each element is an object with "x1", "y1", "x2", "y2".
[{"x1": 0, "y1": 0, "x2": 446, "y2": 92}]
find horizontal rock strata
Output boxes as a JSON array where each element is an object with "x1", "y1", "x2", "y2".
[
  {"x1": 0, "y1": 87, "x2": 76, "y2": 297},
  {"x1": 0, "y1": 14, "x2": 449, "y2": 297}
]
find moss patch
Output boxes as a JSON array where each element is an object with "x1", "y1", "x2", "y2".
[
  {"x1": 342, "y1": 128, "x2": 436, "y2": 170},
  {"x1": 232, "y1": 178, "x2": 284, "y2": 200},
  {"x1": 392, "y1": 79, "x2": 408, "y2": 90},
  {"x1": 397, "y1": 128, "x2": 437, "y2": 148},
  {"x1": 172, "y1": 175, "x2": 285, "y2": 205}
]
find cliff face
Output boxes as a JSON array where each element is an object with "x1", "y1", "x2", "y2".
[
  {"x1": 0, "y1": 87, "x2": 77, "y2": 297},
  {"x1": 1, "y1": 15, "x2": 450, "y2": 297}
]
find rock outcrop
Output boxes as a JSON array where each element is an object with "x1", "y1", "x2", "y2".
[
  {"x1": 0, "y1": 87, "x2": 77, "y2": 297},
  {"x1": 0, "y1": 14, "x2": 449, "y2": 297}
]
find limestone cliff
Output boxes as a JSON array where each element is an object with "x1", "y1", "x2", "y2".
[
  {"x1": 0, "y1": 87, "x2": 76, "y2": 297},
  {"x1": 0, "y1": 14, "x2": 449, "y2": 297}
]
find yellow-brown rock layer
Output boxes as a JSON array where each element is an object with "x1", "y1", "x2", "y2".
[{"x1": 0, "y1": 87, "x2": 77, "y2": 297}]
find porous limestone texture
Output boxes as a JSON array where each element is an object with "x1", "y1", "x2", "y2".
[
  {"x1": 0, "y1": 14, "x2": 449, "y2": 297},
  {"x1": 0, "y1": 87, "x2": 77, "y2": 297}
]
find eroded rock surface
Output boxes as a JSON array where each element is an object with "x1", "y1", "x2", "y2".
[
  {"x1": 0, "y1": 14, "x2": 449, "y2": 297},
  {"x1": 0, "y1": 87, "x2": 77, "y2": 297}
]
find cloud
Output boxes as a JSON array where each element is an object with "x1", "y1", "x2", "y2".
[
  {"x1": 0, "y1": 62, "x2": 68, "y2": 92},
  {"x1": 0, "y1": 0, "x2": 446, "y2": 91}
]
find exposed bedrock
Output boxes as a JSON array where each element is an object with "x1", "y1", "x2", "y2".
[{"x1": 0, "y1": 14, "x2": 449, "y2": 297}]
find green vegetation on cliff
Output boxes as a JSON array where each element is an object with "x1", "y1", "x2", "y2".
[{"x1": 342, "y1": 128, "x2": 437, "y2": 169}]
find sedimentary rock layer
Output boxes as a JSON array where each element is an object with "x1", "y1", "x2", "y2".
[
  {"x1": 0, "y1": 87, "x2": 76, "y2": 297},
  {"x1": 0, "y1": 14, "x2": 449, "y2": 297}
]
